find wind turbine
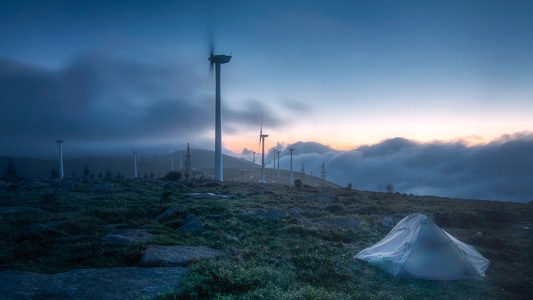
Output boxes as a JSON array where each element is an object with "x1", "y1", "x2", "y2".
[
  {"x1": 132, "y1": 149, "x2": 138, "y2": 179},
  {"x1": 209, "y1": 42, "x2": 232, "y2": 182},
  {"x1": 259, "y1": 118, "x2": 269, "y2": 183},
  {"x1": 276, "y1": 149, "x2": 280, "y2": 178},
  {"x1": 56, "y1": 140, "x2": 64, "y2": 180},
  {"x1": 289, "y1": 147, "x2": 295, "y2": 184}
]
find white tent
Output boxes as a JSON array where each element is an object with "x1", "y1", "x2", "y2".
[{"x1": 355, "y1": 213, "x2": 489, "y2": 280}]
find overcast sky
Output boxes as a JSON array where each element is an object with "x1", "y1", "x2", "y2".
[{"x1": 1, "y1": 1, "x2": 532, "y2": 201}]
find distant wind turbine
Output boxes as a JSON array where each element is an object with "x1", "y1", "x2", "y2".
[
  {"x1": 208, "y1": 41, "x2": 232, "y2": 182},
  {"x1": 132, "y1": 149, "x2": 138, "y2": 179},
  {"x1": 289, "y1": 147, "x2": 295, "y2": 184},
  {"x1": 56, "y1": 140, "x2": 64, "y2": 180},
  {"x1": 259, "y1": 117, "x2": 269, "y2": 183}
]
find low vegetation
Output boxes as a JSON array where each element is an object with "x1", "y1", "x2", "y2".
[{"x1": 0, "y1": 177, "x2": 531, "y2": 299}]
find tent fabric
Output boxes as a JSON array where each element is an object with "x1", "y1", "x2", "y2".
[{"x1": 355, "y1": 213, "x2": 489, "y2": 280}]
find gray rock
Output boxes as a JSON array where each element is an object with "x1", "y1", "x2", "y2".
[
  {"x1": 140, "y1": 245, "x2": 225, "y2": 267},
  {"x1": 177, "y1": 222, "x2": 204, "y2": 233},
  {"x1": 155, "y1": 204, "x2": 186, "y2": 222},
  {"x1": 265, "y1": 209, "x2": 288, "y2": 220},
  {"x1": 184, "y1": 213, "x2": 202, "y2": 224},
  {"x1": 251, "y1": 208, "x2": 266, "y2": 216},
  {"x1": 101, "y1": 229, "x2": 156, "y2": 244},
  {"x1": 0, "y1": 267, "x2": 187, "y2": 300},
  {"x1": 288, "y1": 208, "x2": 303, "y2": 219},
  {"x1": 382, "y1": 215, "x2": 395, "y2": 229}
]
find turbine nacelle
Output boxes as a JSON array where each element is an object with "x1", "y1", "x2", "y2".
[{"x1": 209, "y1": 54, "x2": 232, "y2": 65}]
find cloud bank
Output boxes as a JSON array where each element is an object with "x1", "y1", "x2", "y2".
[{"x1": 269, "y1": 133, "x2": 533, "y2": 203}]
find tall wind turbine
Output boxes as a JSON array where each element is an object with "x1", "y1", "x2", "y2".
[
  {"x1": 56, "y1": 140, "x2": 64, "y2": 180},
  {"x1": 289, "y1": 147, "x2": 295, "y2": 184},
  {"x1": 209, "y1": 43, "x2": 232, "y2": 182},
  {"x1": 259, "y1": 119, "x2": 269, "y2": 183}
]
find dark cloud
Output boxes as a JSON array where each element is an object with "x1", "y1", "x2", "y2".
[
  {"x1": 0, "y1": 54, "x2": 279, "y2": 157},
  {"x1": 222, "y1": 99, "x2": 286, "y2": 134},
  {"x1": 276, "y1": 133, "x2": 533, "y2": 203}
]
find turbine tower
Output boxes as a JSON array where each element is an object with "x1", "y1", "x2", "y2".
[
  {"x1": 276, "y1": 149, "x2": 281, "y2": 178},
  {"x1": 209, "y1": 46, "x2": 232, "y2": 182},
  {"x1": 56, "y1": 140, "x2": 64, "y2": 180},
  {"x1": 289, "y1": 148, "x2": 295, "y2": 184},
  {"x1": 259, "y1": 122, "x2": 269, "y2": 183},
  {"x1": 132, "y1": 149, "x2": 138, "y2": 179}
]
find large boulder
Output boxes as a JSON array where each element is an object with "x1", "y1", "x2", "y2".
[{"x1": 0, "y1": 267, "x2": 187, "y2": 300}]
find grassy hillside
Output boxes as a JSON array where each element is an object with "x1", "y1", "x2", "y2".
[
  {"x1": 0, "y1": 178, "x2": 531, "y2": 299},
  {"x1": 0, "y1": 150, "x2": 258, "y2": 180}
]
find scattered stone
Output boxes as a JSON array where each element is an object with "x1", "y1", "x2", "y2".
[
  {"x1": 0, "y1": 267, "x2": 187, "y2": 300},
  {"x1": 251, "y1": 208, "x2": 266, "y2": 216},
  {"x1": 155, "y1": 204, "x2": 187, "y2": 222},
  {"x1": 265, "y1": 209, "x2": 288, "y2": 220},
  {"x1": 177, "y1": 222, "x2": 204, "y2": 233},
  {"x1": 288, "y1": 208, "x2": 303, "y2": 219},
  {"x1": 184, "y1": 214, "x2": 201, "y2": 224},
  {"x1": 139, "y1": 245, "x2": 225, "y2": 267},
  {"x1": 381, "y1": 215, "x2": 395, "y2": 229},
  {"x1": 101, "y1": 229, "x2": 156, "y2": 244},
  {"x1": 177, "y1": 214, "x2": 204, "y2": 233}
]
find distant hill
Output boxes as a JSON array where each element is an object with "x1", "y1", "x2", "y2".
[{"x1": 0, "y1": 150, "x2": 339, "y2": 187}]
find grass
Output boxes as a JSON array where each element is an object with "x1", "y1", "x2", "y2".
[{"x1": 1, "y1": 177, "x2": 532, "y2": 299}]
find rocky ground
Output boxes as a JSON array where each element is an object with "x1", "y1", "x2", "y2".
[{"x1": 0, "y1": 177, "x2": 532, "y2": 299}]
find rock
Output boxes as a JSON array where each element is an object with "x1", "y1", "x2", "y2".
[
  {"x1": 176, "y1": 214, "x2": 204, "y2": 232},
  {"x1": 251, "y1": 208, "x2": 266, "y2": 216},
  {"x1": 382, "y1": 215, "x2": 395, "y2": 229},
  {"x1": 177, "y1": 222, "x2": 204, "y2": 233},
  {"x1": 288, "y1": 208, "x2": 303, "y2": 219},
  {"x1": 0, "y1": 267, "x2": 187, "y2": 300},
  {"x1": 265, "y1": 209, "x2": 288, "y2": 220},
  {"x1": 101, "y1": 229, "x2": 156, "y2": 244},
  {"x1": 155, "y1": 204, "x2": 186, "y2": 222},
  {"x1": 184, "y1": 214, "x2": 201, "y2": 224},
  {"x1": 139, "y1": 245, "x2": 225, "y2": 267}
]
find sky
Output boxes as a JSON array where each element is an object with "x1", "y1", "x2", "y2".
[{"x1": 1, "y1": 0, "x2": 532, "y2": 201}]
